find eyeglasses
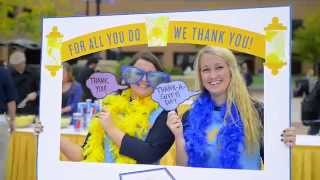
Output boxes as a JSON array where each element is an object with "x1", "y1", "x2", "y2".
[{"x1": 121, "y1": 66, "x2": 171, "y2": 88}]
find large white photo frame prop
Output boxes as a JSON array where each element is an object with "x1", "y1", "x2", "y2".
[{"x1": 38, "y1": 6, "x2": 291, "y2": 180}]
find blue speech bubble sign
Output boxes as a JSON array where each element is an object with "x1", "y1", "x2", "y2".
[
  {"x1": 152, "y1": 81, "x2": 200, "y2": 111},
  {"x1": 86, "y1": 72, "x2": 127, "y2": 99}
]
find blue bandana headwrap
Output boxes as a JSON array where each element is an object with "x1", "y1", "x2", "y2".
[{"x1": 184, "y1": 90, "x2": 245, "y2": 168}]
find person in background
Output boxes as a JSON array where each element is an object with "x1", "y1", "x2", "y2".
[
  {"x1": 306, "y1": 69, "x2": 318, "y2": 94},
  {"x1": 62, "y1": 63, "x2": 83, "y2": 116},
  {"x1": 240, "y1": 61, "x2": 253, "y2": 87},
  {"x1": 302, "y1": 79, "x2": 320, "y2": 135},
  {"x1": 0, "y1": 57, "x2": 17, "y2": 180},
  {"x1": 9, "y1": 50, "x2": 39, "y2": 115},
  {"x1": 167, "y1": 46, "x2": 263, "y2": 169},
  {"x1": 60, "y1": 51, "x2": 174, "y2": 164},
  {"x1": 294, "y1": 69, "x2": 318, "y2": 97},
  {"x1": 76, "y1": 54, "x2": 99, "y2": 101}
]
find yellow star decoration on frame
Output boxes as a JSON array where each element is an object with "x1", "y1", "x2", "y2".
[
  {"x1": 264, "y1": 17, "x2": 287, "y2": 76},
  {"x1": 45, "y1": 26, "x2": 64, "y2": 77},
  {"x1": 264, "y1": 53, "x2": 287, "y2": 75}
]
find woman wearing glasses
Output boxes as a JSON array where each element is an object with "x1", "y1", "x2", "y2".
[
  {"x1": 167, "y1": 46, "x2": 264, "y2": 169},
  {"x1": 61, "y1": 51, "x2": 174, "y2": 164}
]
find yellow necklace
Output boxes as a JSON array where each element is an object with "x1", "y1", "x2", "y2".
[{"x1": 82, "y1": 89, "x2": 158, "y2": 163}]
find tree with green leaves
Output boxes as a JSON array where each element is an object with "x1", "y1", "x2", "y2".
[
  {"x1": 293, "y1": 11, "x2": 320, "y2": 76},
  {"x1": 0, "y1": 0, "x2": 73, "y2": 42}
]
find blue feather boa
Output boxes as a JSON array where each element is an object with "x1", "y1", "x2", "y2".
[{"x1": 184, "y1": 90, "x2": 244, "y2": 168}]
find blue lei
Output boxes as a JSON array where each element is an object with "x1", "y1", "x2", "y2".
[{"x1": 184, "y1": 90, "x2": 245, "y2": 168}]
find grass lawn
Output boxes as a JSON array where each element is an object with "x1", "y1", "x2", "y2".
[{"x1": 251, "y1": 74, "x2": 264, "y2": 89}]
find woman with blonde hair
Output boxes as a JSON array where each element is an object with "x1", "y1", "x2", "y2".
[{"x1": 167, "y1": 46, "x2": 263, "y2": 169}]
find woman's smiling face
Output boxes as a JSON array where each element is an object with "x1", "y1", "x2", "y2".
[
  {"x1": 130, "y1": 58, "x2": 157, "y2": 98},
  {"x1": 199, "y1": 53, "x2": 231, "y2": 101}
]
